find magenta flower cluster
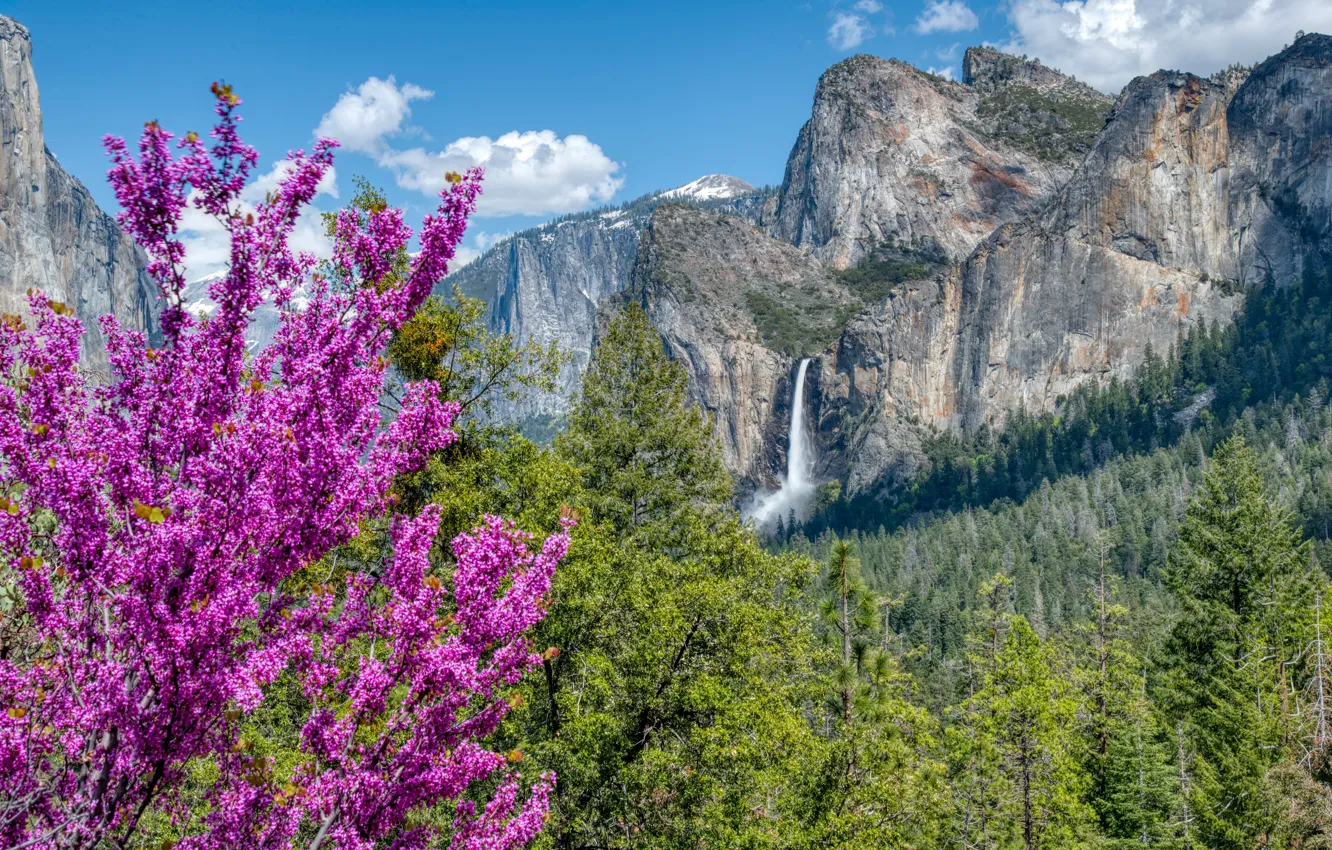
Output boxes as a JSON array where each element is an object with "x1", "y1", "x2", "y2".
[{"x1": 0, "y1": 86, "x2": 563, "y2": 849}]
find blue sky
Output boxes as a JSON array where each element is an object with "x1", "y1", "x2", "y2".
[{"x1": 8, "y1": 0, "x2": 1331, "y2": 271}]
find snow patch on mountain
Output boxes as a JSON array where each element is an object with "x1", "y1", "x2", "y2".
[{"x1": 659, "y1": 174, "x2": 755, "y2": 202}]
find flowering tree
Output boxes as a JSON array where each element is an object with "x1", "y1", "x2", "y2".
[{"x1": 0, "y1": 85, "x2": 563, "y2": 849}]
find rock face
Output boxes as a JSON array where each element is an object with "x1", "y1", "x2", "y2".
[
  {"x1": 946, "y1": 70, "x2": 1243, "y2": 432},
  {"x1": 0, "y1": 16, "x2": 158, "y2": 368},
  {"x1": 444, "y1": 180, "x2": 765, "y2": 423},
  {"x1": 444, "y1": 202, "x2": 650, "y2": 423},
  {"x1": 767, "y1": 53, "x2": 1112, "y2": 269},
  {"x1": 1227, "y1": 33, "x2": 1332, "y2": 281},
  {"x1": 814, "y1": 37, "x2": 1332, "y2": 495},
  {"x1": 621, "y1": 204, "x2": 858, "y2": 488}
]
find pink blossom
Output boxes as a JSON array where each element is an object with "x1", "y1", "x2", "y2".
[{"x1": 0, "y1": 85, "x2": 562, "y2": 850}]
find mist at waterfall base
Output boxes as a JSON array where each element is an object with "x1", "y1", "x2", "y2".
[{"x1": 746, "y1": 359, "x2": 816, "y2": 530}]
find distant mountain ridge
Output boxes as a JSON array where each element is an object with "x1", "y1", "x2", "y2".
[{"x1": 659, "y1": 174, "x2": 755, "y2": 201}]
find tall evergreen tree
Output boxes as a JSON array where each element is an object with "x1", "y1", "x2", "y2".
[
  {"x1": 944, "y1": 574, "x2": 1015, "y2": 850},
  {"x1": 988, "y1": 617, "x2": 1092, "y2": 850},
  {"x1": 1158, "y1": 436, "x2": 1315, "y2": 850},
  {"x1": 795, "y1": 540, "x2": 944, "y2": 849},
  {"x1": 507, "y1": 306, "x2": 819, "y2": 849},
  {"x1": 556, "y1": 304, "x2": 730, "y2": 540},
  {"x1": 1076, "y1": 532, "x2": 1186, "y2": 848}
]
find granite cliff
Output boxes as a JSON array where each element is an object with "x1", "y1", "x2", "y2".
[
  {"x1": 766, "y1": 51, "x2": 1112, "y2": 269},
  {"x1": 810, "y1": 36, "x2": 1332, "y2": 497},
  {"x1": 0, "y1": 15, "x2": 158, "y2": 368}
]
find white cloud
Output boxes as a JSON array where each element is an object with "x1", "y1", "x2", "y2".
[
  {"x1": 1003, "y1": 0, "x2": 1332, "y2": 92},
  {"x1": 914, "y1": 0, "x2": 979, "y2": 33},
  {"x1": 927, "y1": 65, "x2": 958, "y2": 80},
  {"x1": 315, "y1": 75, "x2": 433, "y2": 155},
  {"x1": 380, "y1": 131, "x2": 623, "y2": 216},
  {"x1": 936, "y1": 41, "x2": 962, "y2": 61},
  {"x1": 854, "y1": 0, "x2": 884, "y2": 12},
  {"x1": 447, "y1": 244, "x2": 483, "y2": 273},
  {"x1": 317, "y1": 77, "x2": 623, "y2": 217},
  {"x1": 179, "y1": 160, "x2": 340, "y2": 280},
  {"x1": 828, "y1": 12, "x2": 874, "y2": 49}
]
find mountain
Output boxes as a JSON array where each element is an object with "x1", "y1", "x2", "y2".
[
  {"x1": 443, "y1": 39, "x2": 1332, "y2": 510},
  {"x1": 765, "y1": 52, "x2": 1113, "y2": 269},
  {"x1": 442, "y1": 177, "x2": 767, "y2": 424},
  {"x1": 814, "y1": 36, "x2": 1332, "y2": 496},
  {"x1": 445, "y1": 55, "x2": 1114, "y2": 435},
  {"x1": 622, "y1": 35, "x2": 1332, "y2": 508},
  {"x1": 444, "y1": 197, "x2": 653, "y2": 424},
  {"x1": 0, "y1": 16, "x2": 158, "y2": 368}
]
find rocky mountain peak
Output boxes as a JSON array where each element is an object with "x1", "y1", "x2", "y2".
[
  {"x1": 769, "y1": 48, "x2": 1095, "y2": 269},
  {"x1": 1227, "y1": 30, "x2": 1332, "y2": 261},
  {"x1": 1283, "y1": 30, "x2": 1332, "y2": 64}
]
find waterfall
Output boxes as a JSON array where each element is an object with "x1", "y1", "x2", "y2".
[
  {"x1": 746, "y1": 358, "x2": 816, "y2": 528},
  {"x1": 784, "y1": 358, "x2": 814, "y2": 497}
]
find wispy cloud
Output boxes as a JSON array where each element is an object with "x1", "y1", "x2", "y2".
[{"x1": 828, "y1": 11, "x2": 874, "y2": 49}]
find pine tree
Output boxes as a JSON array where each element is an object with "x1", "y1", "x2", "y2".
[
  {"x1": 1099, "y1": 707, "x2": 1187, "y2": 849},
  {"x1": 944, "y1": 574, "x2": 1092, "y2": 850},
  {"x1": 1158, "y1": 436, "x2": 1315, "y2": 850},
  {"x1": 556, "y1": 304, "x2": 730, "y2": 540},
  {"x1": 944, "y1": 574, "x2": 1014, "y2": 850},
  {"x1": 1079, "y1": 531, "x2": 1186, "y2": 848},
  {"x1": 826, "y1": 539, "x2": 876, "y2": 728},
  {"x1": 989, "y1": 618, "x2": 1093, "y2": 850},
  {"x1": 798, "y1": 540, "x2": 944, "y2": 849}
]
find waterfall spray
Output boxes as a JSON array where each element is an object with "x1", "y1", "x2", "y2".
[{"x1": 747, "y1": 358, "x2": 816, "y2": 527}]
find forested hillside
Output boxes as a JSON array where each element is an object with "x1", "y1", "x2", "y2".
[
  {"x1": 485, "y1": 295, "x2": 1332, "y2": 850},
  {"x1": 803, "y1": 253, "x2": 1332, "y2": 534},
  {"x1": 751, "y1": 250, "x2": 1332, "y2": 847}
]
